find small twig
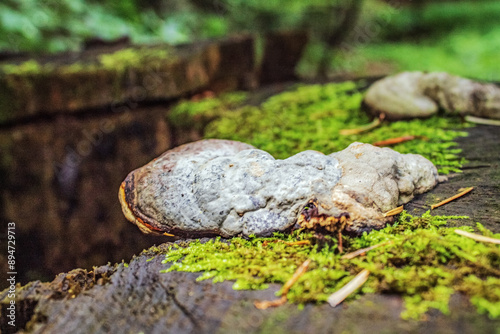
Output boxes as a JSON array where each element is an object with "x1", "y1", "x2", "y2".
[
  {"x1": 262, "y1": 240, "x2": 311, "y2": 247},
  {"x1": 373, "y1": 135, "x2": 417, "y2": 147},
  {"x1": 281, "y1": 259, "x2": 311, "y2": 293},
  {"x1": 454, "y1": 229, "x2": 500, "y2": 245},
  {"x1": 465, "y1": 115, "x2": 500, "y2": 126},
  {"x1": 254, "y1": 259, "x2": 311, "y2": 310},
  {"x1": 338, "y1": 230, "x2": 343, "y2": 254},
  {"x1": 285, "y1": 240, "x2": 311, "y2": 246},
  {"x1": 431, "y1": 187, "x2": 474, "y2": 209},
  {"x1": 327, "y1": 269, "x2": 370, "y2": 307},
  {"x1": 339, "y1": 114, "x2": 384, "y2": 135},
  {"x1": 341, "y1": 241, "x2": 394, "y2": 260},
  {"x1": 383, "y1": 205, "x2": 404, "y2": 217}
]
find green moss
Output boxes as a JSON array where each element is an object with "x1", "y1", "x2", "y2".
[
  {"x1": 169, "y1": 91, "x2": 248, "y2": 129},
  {"x1": 462, "y1": 276, "x2": 500, "y2": 319},
  {"x1": 171, "y1": 81, "x2": 468, "y2": 174},
  {"x1": 0, "y1": 60, "x2": 48, "y2": 75},
  {"x1": 0, "y1": 46, "x2": 176, "y2": 119},
  {"x1": 162, "y1": 212, "x2": 500, "y2": 320},
  {"x1": 0, "y1": 46, "x2": 176, "y2": 76},
  {"x1": 97, "y1": 47, "x2": 175, "y2": 72}
]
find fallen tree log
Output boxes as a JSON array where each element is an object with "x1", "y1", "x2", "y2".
[{"x1": 1, "y1": 123, "x2": 499, "y2": 334}]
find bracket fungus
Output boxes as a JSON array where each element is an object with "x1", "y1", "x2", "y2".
[
  {"x1": 364, "y1": 71, "x2": 500, "y2": 120},
  {"x1": 119, "y1": 139, "x2": 440, "y2": 239}
]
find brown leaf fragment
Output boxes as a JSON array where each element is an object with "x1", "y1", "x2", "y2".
[{"x1": 254, "y1": 296, "x2": 288, "y2": 310}]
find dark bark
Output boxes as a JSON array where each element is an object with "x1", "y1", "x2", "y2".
[{"x1": 259, "y1": 31, "x2": 309, "y2": 84}]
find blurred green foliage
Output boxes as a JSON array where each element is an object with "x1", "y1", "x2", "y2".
[
  {"x1": 0, "y1": 0, "x2": 143, "y2": 52},
  {"x1": 0, "y1": 0, "x2": 498, "y2": 80},
  {"x1": 0, "y1": 0, "x2": 223, "y2": 52},
  {"x1": 329, "y1": 28, "x2": 500, "y2": 81},
  {"x1": 0, "y1": 0, "x2": 350, "y2": 53},
  {"x1": 384, "y1": 0, "x2": 500, "y2": 39},
  {"x1": 324, "y1": 0, "x2": 500, "y2": 80}
]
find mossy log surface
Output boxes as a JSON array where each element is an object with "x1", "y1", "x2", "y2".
[
  {"x1": 0, "y1": 35, "x2": 254, "y2": 124},
  {"x1": 1, "y1": 124, "x2": 499, "y2": 334}
]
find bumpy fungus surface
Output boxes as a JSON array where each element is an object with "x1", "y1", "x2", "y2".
[
  {"x1": 119, "y1": 139, "x2": 439, "y2": 238},
  {"x1": 364, "y1": 71, "x2": 500, "y2": 120}
]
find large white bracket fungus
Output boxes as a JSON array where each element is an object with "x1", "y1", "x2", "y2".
[
  {"x1": 119, "y1": 139, "x2": 440, "y2": 238},
  {"x1": 364, "y1": 71, "x2": 500, "y2": 120}
]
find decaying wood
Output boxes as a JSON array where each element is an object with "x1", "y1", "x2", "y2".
[{"x1": 2, "y1": 114, "x2": 500, "y2": 334}]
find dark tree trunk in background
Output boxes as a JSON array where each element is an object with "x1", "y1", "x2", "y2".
[
  {"x1": 190, "y1": 0, "x2": 229, "y2": 14},
  {"x1": 317, "y1": 0, "x2": 364, "y2": 79}
]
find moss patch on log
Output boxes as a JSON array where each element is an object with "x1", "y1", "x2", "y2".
[
  {"x1": 0, "y1": 46, "x2": 177, "y2": 122},
  {"x1": 169, "y1": 81, "x2": 468, "y2": 174},
  {"x1": 162, "y1": 211, "x2": 500, "y2": 320},
  {"x1": 0, "y1": 46, "x2": 176, "y2": 76}
]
